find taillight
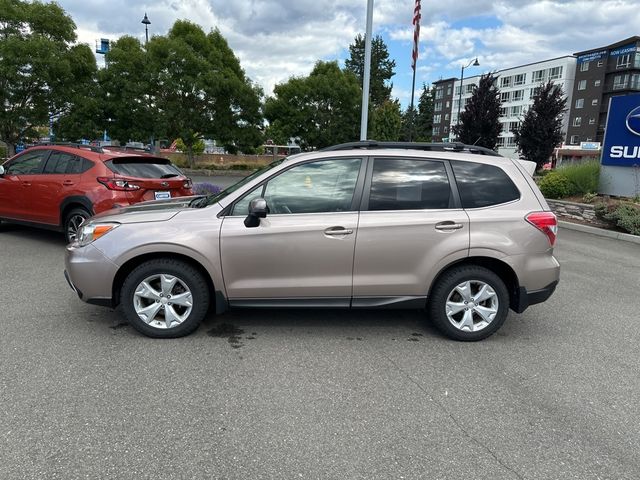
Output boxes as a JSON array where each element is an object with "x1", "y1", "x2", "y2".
[
  {"x1": 183, "y1": 178, "x2": 192, "y2": 189},
  {"x1": 97, "y1": 177, "x2": 141, "y2": 191},
  {"x1": 526, "y1": 211, "x2": 558, "y2": 247}
]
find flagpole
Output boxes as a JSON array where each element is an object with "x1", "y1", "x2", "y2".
[
  {"x1": 360, "y1": 0, "x2": 374, "y2": 141},
  {"x1": 409, "y1": 0, "x2": 421, "y2": 142}
]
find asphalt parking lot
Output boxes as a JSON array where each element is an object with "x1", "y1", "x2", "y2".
[{"x1": 0, "y1": 225, "x2": 639, "y2": 479}]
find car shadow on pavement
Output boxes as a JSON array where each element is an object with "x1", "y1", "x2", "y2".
[{"x1": 0, "y1": 223, "x2": 67, "y2": 246}]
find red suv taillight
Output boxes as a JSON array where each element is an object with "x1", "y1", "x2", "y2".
[
  {"x1": 526, "y1": 211, "x2": 558, "y2": 247},
  {"x1": 97, "y1": 177, "x2": 141, "y2": 191},
  {"x1": 183, "y1": 178, "x2": 192, "y2": 189}
]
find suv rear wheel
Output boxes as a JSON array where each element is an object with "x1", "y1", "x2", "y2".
[
  {"x1": 119, "y1": 258, "x2": 210, "y2": 338},
  {"x1": 429, "y1": 265, "x2": 509, "y2": 341},
  {"x1": 64, "y1": 207, "x2": 91, "y2": 243}
]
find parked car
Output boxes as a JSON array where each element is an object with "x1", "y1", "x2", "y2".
[
  {"x1": 64, "y1": 141, "x2": 560, "y2": 341},
  {"x1": 0, "y1": 144, "x2": 193, "y2": 242}
]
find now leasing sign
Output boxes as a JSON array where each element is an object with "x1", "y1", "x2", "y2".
[{"x1": 601, "y1": 94, "x2": 640, "y2": 167}]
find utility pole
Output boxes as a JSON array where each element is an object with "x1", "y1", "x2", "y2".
[{"x1": 359, "y1": 0, "x2": 374, "y2": 141}]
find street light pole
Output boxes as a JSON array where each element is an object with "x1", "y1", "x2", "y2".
[
  {"x1": 360, "y1": 0, "x2": 374, "y2": 141},
  {"x1": 141, "y1": 13, "x2": 151, "y2": 46},
  {"x1": 456, "y1": 58, "x2": 480, "y2": 133}
]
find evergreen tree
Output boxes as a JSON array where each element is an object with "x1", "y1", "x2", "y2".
[
  {"x1": 415, "y1": 85, "x2": 434, "y2": 141},
  {"x1": 371, "y1": 100, "x2": 402, "y2": 141},
  {"x1": 344, "y1": 34, "x2": 396, "y2": 109},
  {"x1": 452, "y1": 73, "x2": 502, "y2": 150},
  {"x1": 400, "y1": 105, "x2": 417, "y2": 142},
  {"x1": 514, "y1": 81, "x2": 567, "y2": 169}
]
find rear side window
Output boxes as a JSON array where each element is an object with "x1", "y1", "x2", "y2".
[
  {"x1": 368, "y1": 158, "x2": 451, "y2": 210},
  {"x1": 105, "y1": 158, "x2": 182, "y2": 179},
  {"x1": 451, "y1": 161, "x2": 520, "y2": 208},
  {"x1": 43, "y1": 152, "x2": 94, "y2": 174}
]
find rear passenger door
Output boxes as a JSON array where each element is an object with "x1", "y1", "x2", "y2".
[{"x1": 352, "y1": 157, "x2": 470, "y2": 303}]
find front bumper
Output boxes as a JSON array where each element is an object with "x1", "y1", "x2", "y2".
[{"x1": 64, "y1": 243, "x2": 118, "y2": 307}]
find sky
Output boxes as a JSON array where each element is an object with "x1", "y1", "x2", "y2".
[{"x1": 60, "y1": 0, "x2": 640, "y2": 108}]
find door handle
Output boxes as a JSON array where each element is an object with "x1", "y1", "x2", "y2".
[
  {"x1": 21, "y1": 182, "x2": 31, "y2": 187},
  {"x1": 324, "y1": 227, "x2": 354, "y2": 236},
  {"x1": 435, "y1": 221, "x2": 464, "y2": 232},
  {"x1": 63, "y1": 180, "x2": 74, "y2": 186}
]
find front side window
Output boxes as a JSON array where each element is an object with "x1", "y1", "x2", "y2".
[
  {"x1": 368, "y1": 158, "x2": 451, "y2": 211},
  {"x1": 452, "y1": 161, "x2": 520, "y2": 208},
  {"x1": 260, "y1": 158, "x2": 361, "y2": 215},
  {"x1": 5, "y1": 150, "x2": 48, "y2": 175}
]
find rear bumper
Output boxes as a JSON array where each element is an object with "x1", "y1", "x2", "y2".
[{"x1": 512, "y1": 280, "x2": 558, "y2": 313}]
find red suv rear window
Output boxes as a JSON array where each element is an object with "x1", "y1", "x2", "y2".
[{"x1": 105, "y1": 157, "x2": 183, "y2": 179}]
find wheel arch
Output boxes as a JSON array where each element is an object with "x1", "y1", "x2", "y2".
[
  {"x1": 112, "y1": 252, "x2": 220, "y2": 314},
  {"x1": 428, "y1": 256, "x2": 521, "y2": 312},
  {"x1": 60, "y1": 196, "x2": 94, "y2": 226}
]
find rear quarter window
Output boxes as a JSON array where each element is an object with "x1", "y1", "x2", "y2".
[
  {"x1": 105, "y1": 157, "x2": 183, "y2": 179},
  {"x1": 451, "y1": 161, "x2": 520, "y2": 208}
]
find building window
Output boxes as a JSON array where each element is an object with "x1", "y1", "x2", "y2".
[
  {"x1": 433, "y1": 126, "x2": 440, "y2": 135},
  {"x1": 433, "y1": 114, "x2": 442, "y2": 123},
  {"x1": 500, "y1": 107, "x2": 508, "y2": 116},
  {"x1": 617, "y1": 54, "x2": 631, "y2": 69},
  {"x1": 502, "y1": 122, "x2": 509, "y2": 132},
  {"x1": 505, "y1": 137, "x2": 516, "y2": 147},
  {"x1": 575, "y1": 98, "x2": 584, "y2": 109},
  {"x1": 446, "y1": 85, "x2": 452, "y2": 96},
  {"x1": 613, "y1": 74, "x2": 628, "y2": 90},
  {"x1": 635, "y1": 54, "x2": 640, "y2": 69},
  {"x1": 444, "y1": 126, "x2": 448, "y2": 133},
  {"x1": 631, "y1": 73, "x2": 640, "y2": 90},
  {"x1": 570, "y1": 135, "x2": 579, "y2": 144},
  {"x1": 435, "y1": 88, "x2": 443, "y2": 100},
  {"x1": 434, "y1": 101, "x2": 442, "y2": 112},
  {"x1": 594, "y1": 79, "x2": 601, "y2": 87},
  {"x1": 501, "y1": 91, "x2": 510, "y2": 102},
  {"x1": 513, "y1": 73, "x2": 526, "y2": 86},
  {"x1": 512, "y1": 90, "x2": 524, "y2": 101},
  {"x1": 500, "y1": 76, "x2": 512, "y2": 88},
  {"x1": 548, "y1": 66, "x2": 563, "y2": 80},
  {"x1": 532, "y1": 69, "x2": 545, "y2": 82},
  {"x1": 592, "y1": 99, "x2": 598, "y2": 106},
  {"x1": 589, "y1": 118, "x2": 596, "y2": 125},
  {"x1": 465, "y1": 84, "x2": 474, "y2": 94},
  {"x1": 530, "y1": 87, "x2": 541, "y2": 99},
  {"x1": 597, "y1": 60, "x2": 604, "y2": 67},
  {"x1": 573, "y1": 117, "x2": 582, "y2": 127},
  {"x1": 445, "y1": 100, "x2": 450, "y2": 108},
  {"x1": 511, "y1": 105, "x2": 522, "y2": 116},
  {"x1": 454, "y1": 86, "x2": 461, "y2": 96},
  {"x1": 508, "y1": 121, "x2": 520, "y2": 132},
  {"x1": 496, "y1": 137, "x2": 505, "y2": 147},
  {"x1": 578, "y1": 80, "x2": 587, "y2": 90},
  {"x1": 580, "y1": 61, "x2": 590, "y2": 72}
]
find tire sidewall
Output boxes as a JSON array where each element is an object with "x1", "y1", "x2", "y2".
[
  {"x1": 120, "y1": 259, "x2": 209, "y2": 338},
  {"x1": 64, "y1": 208, "x2": 91, "y2": 243},
  {"x1": 429, "y1": 266, "x2": 509, "y2": 341}
]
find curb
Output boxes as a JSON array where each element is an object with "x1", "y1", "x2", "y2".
[{"x1": 559, "y1": 220, "x2": 640, "y2": 245}]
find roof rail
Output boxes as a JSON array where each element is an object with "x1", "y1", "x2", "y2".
[
  {"x1": 321, "y1": 141, "x2": 501, "y2": 157},
  {"x1": 102, "y1": 145, "x2": 150, "y2": 152},
  {"x1": 36, "y1": 142, "x2": 104, "y2": 153}
]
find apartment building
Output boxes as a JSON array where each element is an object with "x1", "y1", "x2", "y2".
[
  {"x1": 566, "y1": 36, "x2": 640, "y2": 145},
  {"x1": 433, "y1": 56, "x2": 576, "y2": 158}
]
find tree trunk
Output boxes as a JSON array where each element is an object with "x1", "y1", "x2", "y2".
[
  {"x1": 187, "y1": 146, "x2": 195, "y2": 169},
  {"x1": 6, "y1": 142, "x2": 15, "y2": 159}
]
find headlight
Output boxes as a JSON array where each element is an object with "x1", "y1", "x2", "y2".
[{"x1": 77, "y1": 222, "x2": 119, "y2": 246}]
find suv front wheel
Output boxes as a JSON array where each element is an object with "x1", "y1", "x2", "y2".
[
  {"x1": 120, "y1": 259, "x2": 210, "y2": 338},
  {"x1": 428, "y1": 265, "x2": 509, "y2": 341}
]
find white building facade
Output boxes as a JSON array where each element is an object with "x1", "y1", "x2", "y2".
[{"x1": 446, "y1": 56, "x2": 577, "y2": 158}]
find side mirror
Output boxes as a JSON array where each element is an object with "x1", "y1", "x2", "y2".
[
  {"x1": 244, "y1": 197, "x2": 268, "y2": 228},
  {"x1": 0, "y1": 165, "x2": 4, "y2": 176}
]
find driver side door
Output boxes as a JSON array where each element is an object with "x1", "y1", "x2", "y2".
[{"x1": 219, "y1": 157, "x2": 365, "y2": 305}]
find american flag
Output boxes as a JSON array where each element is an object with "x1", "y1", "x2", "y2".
[{"x1": 411, "y1": 0, "x2": 421, "y2": 71}]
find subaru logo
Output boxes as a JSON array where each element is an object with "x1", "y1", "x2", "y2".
[
  {"x1": 161, "y1": 181, "x2": 169, "y2": 187},
  {"x1": 626, "y1": 106, "x2": 640, "y2": 136}
]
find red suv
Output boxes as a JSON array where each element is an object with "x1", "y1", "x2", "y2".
[{"x1": 0, "y1": 144, "x2": 193, "y2": 242}]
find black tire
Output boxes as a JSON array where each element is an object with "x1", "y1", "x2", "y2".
[
  {"x1": 428, "y1": 265, "x2": 509, "y2": 341},
  {"x1": 119, "y1": 258, "x2": 210, "y2": 338},
  {"x1": 64, "y1": 207, "x2": 91, "y2": 243}
]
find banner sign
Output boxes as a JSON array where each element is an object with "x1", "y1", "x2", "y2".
[
  {"x1": 577, "y1": 50, "x2": 607, "y2": 64},
  {"x1": 601, "y1": 93, "x2": 640, "y2": 167},
  {"x1": 610, "y1": 43, "x2": 638, "y2": 57}
]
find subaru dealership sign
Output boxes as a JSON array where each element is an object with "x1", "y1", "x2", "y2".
[{"x1": 599, "y1": 93, "x2": 640, "y2": 196}]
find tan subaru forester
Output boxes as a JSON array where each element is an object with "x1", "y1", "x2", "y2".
[{"x1": 65, "y1": 142, "x2": 560, "y2": 341}]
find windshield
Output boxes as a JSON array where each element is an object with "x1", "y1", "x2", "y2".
[{"x1": 192, "y1": 159, "x2": 285, "y2": 208}]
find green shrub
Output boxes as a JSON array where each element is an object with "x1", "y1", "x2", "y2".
[
  {"x1": 538, "y1": 172, "x2": 572, "y2": 199},
  {"x1": 602, "y1": 203, "x2": 640, "y2": 235},
  {"x1": 557, "y1": 161, "x2": 600, "y2": 195}
]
